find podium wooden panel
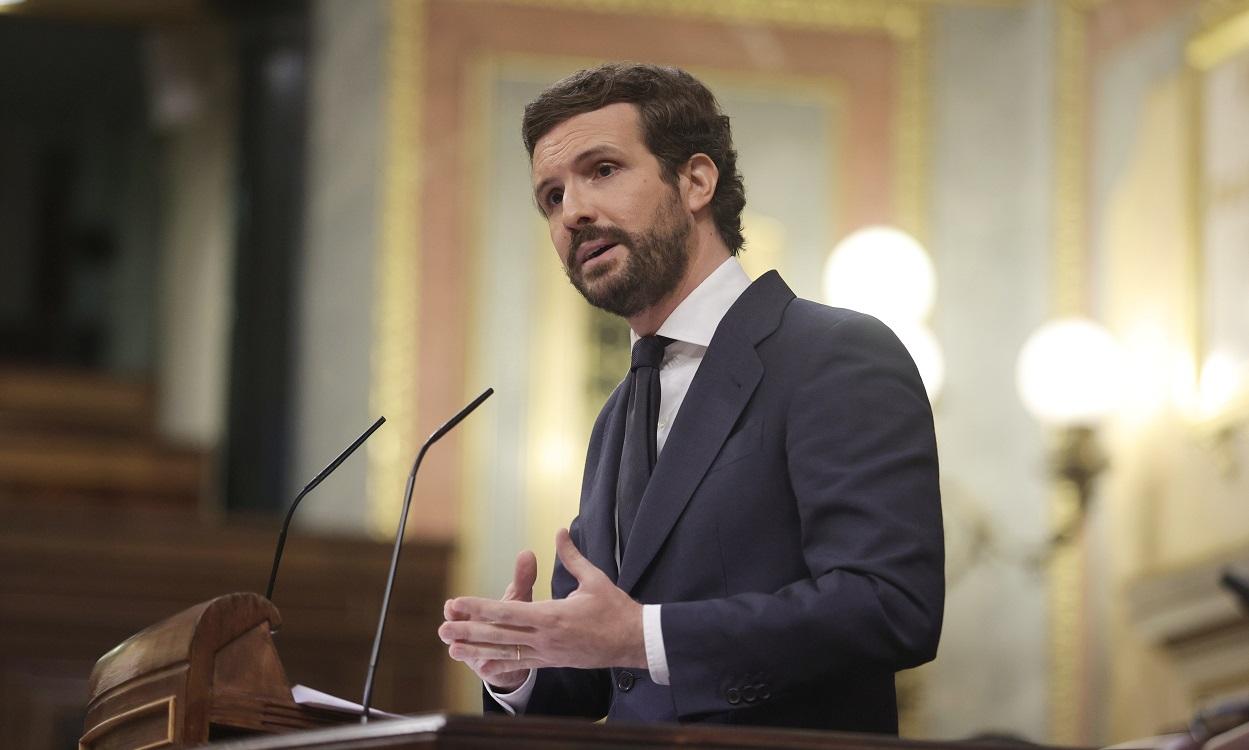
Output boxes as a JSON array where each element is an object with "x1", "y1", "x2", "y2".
[
  {"x1": 203, "y1": 713, "x2": 1065, "y2": 750},
  {"x1": 1, "y1": 502, "x2": 450, "y2": 749},
  {"x1": 80, "y1": 593, "x2": 357, "y2": 749},
  {"x1": 81, "y1": 595, "x2": 1082, "y2": 750}
]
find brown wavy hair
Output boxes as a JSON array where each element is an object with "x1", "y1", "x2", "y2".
[{"x1": 522, "y1": 62, "x2": 746, "y2": 255}]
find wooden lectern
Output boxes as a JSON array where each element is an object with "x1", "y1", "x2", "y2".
[
  {"x1": 80, "y1": 592, "x2": 357, "y2": 750},
  {"x1": 200, "y1": 713, "x2": 1078, "y2": 750},
  {"x1": 81, "y1": 594, "x2": 1096, "y2": 750}
]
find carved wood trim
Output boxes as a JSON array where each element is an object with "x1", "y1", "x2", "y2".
[
  {"x1": 1128, "y1": 549, "x2": 1249, "y2": 701},
  {"x1": 79, "y1": 695, "x2": 176, "y2": 750}
]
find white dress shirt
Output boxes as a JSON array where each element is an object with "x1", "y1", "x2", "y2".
[{"x1": 488, "y1": 256, "x2": 752, "y2": 713}]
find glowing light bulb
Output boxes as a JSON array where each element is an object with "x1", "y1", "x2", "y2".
[
  {"x1": 822, "y1": 226, "x2": 935, "y2": 328},
  {"x1": 1017, "y1": 318, "x2": 1124, "y2": 426}
]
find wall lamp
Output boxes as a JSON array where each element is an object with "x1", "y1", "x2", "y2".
[
  {"x1": 1190, "y1": 351, "x2": 1249, "y2": 476},
  {"x1": 1016, "y1": 317, "x2": 1125, "y2": 548}
]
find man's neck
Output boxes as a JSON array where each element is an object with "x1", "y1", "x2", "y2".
[{"x1": 627, "y1": 226, "x2": 731, "y2": 337}]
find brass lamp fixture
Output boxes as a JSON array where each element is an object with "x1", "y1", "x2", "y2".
[
  {"x1": 1191, "y1": 351, "x2": 1249, "y2": 477},
  {"x1": 1016, "y1": 317, "x2": 1124, "y2": 549}
]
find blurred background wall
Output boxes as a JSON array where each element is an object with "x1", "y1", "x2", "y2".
[{"x1": 0, "y1": 0, "x2": 1246, "y2": 748}]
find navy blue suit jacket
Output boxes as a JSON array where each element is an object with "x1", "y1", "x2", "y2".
[{"x1": 489, "y1": 271, "x2": 943, "y2": 733}]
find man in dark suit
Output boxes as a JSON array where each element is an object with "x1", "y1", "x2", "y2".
[{"x1": 439, "y1": 62, "x2": 943, "y2": 734}]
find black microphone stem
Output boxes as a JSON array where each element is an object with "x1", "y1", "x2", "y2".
[
  {"x1": 1222, "y1": 566, "x2": 1249, "y2": 612},
  {"x1": 360, "y1": 388, "x2": 493, "y2": 721},
  {"x1": 265, "y1": 416, "x2": 387, "y2": 602}
]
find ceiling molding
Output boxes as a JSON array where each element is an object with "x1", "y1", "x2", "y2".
[{"x1": 0, "y1": 0, "x2": 206, "y2": 24}]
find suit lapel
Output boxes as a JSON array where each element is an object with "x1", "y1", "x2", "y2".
[
  {"x1": 580, "y1": 380, "x2": 628, "y2": 582},
  {"x1": 615, "y1": 271, "x2": 794, "y2": 594}
]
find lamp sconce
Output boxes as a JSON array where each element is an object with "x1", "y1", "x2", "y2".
[
  {"x1": 1189, "y1": 352, "x2": 1249, "y2": 477},
  {"x1": 1045, "y1": 425, "x2": 1108, "y2": 546},
  {"x1": 1016, "y1": 317, "x2": 1124, "y2": 554},
  {"x1": 1203, "y1": 415, "x2": 1248, "y2": 479}
]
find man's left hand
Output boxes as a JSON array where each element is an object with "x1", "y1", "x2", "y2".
[{"x1": 439, "y1": 528, "x2": 647, "y2": 673}]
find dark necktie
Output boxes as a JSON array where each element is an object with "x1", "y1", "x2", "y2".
[{"x1": 616, "y1": 335, "x2": 672, "y2": 555}]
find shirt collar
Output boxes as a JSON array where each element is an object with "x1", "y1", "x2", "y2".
[{"x1": 630, "y1": 256, "x2": 752, "y2": 349}]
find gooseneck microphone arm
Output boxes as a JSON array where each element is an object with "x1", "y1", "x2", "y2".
[
  {"x1": 360, "y1": 388, "x2": 493, "y2": 721},
  {"x1": 265, "y1": 416, "x2": 387, "y2": 603},
  {"x1": 1223, "y1": 566, "x2": 1249, "y2": 612}
]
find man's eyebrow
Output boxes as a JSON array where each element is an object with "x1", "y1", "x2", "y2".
[{"x1": 531, "y1": 145, "x2": 625, "y2": 206}]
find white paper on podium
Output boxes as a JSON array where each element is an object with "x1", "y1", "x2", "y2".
[{"x1": 291, "y1": 684, "x2": 403, "y2": 720}]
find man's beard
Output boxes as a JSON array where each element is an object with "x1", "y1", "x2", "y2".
[{"x1": 564, "y1": 195, "x2": 692, "y2": 319}]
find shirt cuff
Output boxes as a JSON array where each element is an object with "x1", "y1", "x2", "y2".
[
  {"x1": 643, "y1": 604, "x2": 670, "y2": 685},
  {"x1": 484, "y1": 669, "x2": 536, "y2": 715}
]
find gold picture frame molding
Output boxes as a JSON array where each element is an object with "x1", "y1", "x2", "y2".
[
  {"x1": 371, "y1": 0, "x2": 935, "y2": 534},
  {"x1": 1186, "y1": 0, "x2": 1249, "y2": 369},
  {"x1": 368, "y1": 0, "x2": 427, "y2": 536},
  {"x1": 474, "y1": 0, "x2": 931, "y2": 239}
]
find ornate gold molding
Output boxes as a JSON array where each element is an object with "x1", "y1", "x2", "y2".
[
  {"x1": 475, "y1": 0, "x2": 926, "y2": 38},
  {"x1": 1054, "y1": 0, "x2": 1089, "y2": 318},
  {"x1": 897, "y1": 4, "x2": 931, "y2": 241},
  {"x1": 369, "y1": 0, "x2": 425, "y2": 536},
  {"x1": 469, "y1": 0, "x2": 930, "y2": 244},
  {"x1": 1184, "y1": 0, "x2": 1249, "y2": 434},
  {"x1": 1050, "y1": 0, "x2": 1091, "y2": 744},
  {"x1": 1190, "y1": 0, "x2": 1249, "y2": 68}
]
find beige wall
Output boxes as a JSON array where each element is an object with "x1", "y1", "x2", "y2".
[
  {"x1": 1086, "y1": 0, "x2": 1249, "y2": 741},
  {"x1": 292, "y1": 0, "x2": 389, "y2": 535},
  {"x1": 155, "y1": 27, "x2": 237, "y2": 451},
  {"x1": 924, "y1": 1, "x2": 1056, "y2": 740}
]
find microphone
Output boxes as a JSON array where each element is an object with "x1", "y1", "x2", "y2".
[
  {"x1": 1222, "y1": 566, "x2": 1249, "y2": 612},
  {"x1": 360, "y1": 388, "x2": 493, "y2": 720},
  {"x1": 265, "y1": 416, "x2": 387, "y2": 603}
]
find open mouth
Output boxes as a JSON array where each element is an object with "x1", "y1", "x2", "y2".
[{"x1": 584, "y1": 243, "x2": 617, "y2": 263}]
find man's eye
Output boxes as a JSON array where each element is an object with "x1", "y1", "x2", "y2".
[
  {"x1": 595, "y1": 163, "x2": 617, "y2": 177},
  {"x1": 546, "y1": 189, "x2": 563, "y2": 208}
]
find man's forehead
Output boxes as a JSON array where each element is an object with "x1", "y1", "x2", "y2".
[{"x1": 530, "y1": 103, "x2": 643, "y2": 179}]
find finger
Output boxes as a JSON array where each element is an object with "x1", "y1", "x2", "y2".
[
  {"x1": 444, "y1": 598, "x2": 476, "y2": 621},
  {"x1": 449, "y1": 640, "x2": 535, "y2": 663},
  {"x1": 555, "y1": 527, "x2": 602, "y2": 583},
  {"x1": 507, "y1": 549, "x2": 538, "y2": 602},
  {"x1": 447, "y1": 596, "x2": 524, "y2": 622},
  {"x1": 449, "y1": 596, "x2": 542, "y2": 626},
  {"x1": 444, "y1": 599, "x2": 470, "y2": 621},
  {"x1": 439, "y1": 620, "x2": 536, "y2": 646}
]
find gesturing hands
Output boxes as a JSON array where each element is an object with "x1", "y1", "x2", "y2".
[
  {"x1": 443, "y1": 547, "x2": 537, "y2": 691},
  {"x1": 439, "y1": 529, "x2": 646, "y2": 689}
]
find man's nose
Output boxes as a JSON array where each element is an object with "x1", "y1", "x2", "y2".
[{"x1": 559, "y1": 187, "x2": 597, "y2": 229}]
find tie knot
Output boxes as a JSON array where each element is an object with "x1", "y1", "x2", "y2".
[{"x1": 630, "y1": 335, "x2": 671, "y2": 371}]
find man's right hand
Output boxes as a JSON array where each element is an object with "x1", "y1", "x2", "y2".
[{"x1": 441, "y1": 549, "x2": 537, "y2": 693}]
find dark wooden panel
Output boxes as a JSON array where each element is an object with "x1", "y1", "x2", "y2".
[
  {"x1": 0, "y1": 503, "x2": 453, "y2": 750},
  {"x1": 204, "y1": 713, "x2": 1084, "y2": 750},
  {"x1": 0, "y1": 367, "x2": 153, "y2": 436},
  {"x1": 0, "y1": 367, "x2": 206, "y2": 505}
]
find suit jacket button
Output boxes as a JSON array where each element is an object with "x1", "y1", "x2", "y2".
[
  {"x1": 742, "y1": 685, "x2": 758, "y2": 703},
  {"x1": 726, "y1": 687, "x2": 741, "y2": 705},
  {"x1": 616, "y1": 671, "x2": 635, "y2": 692}
]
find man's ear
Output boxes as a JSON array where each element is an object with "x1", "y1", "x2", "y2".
[{"x1": 680, "y1": 153, "x2": 719, "y2": 214}]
